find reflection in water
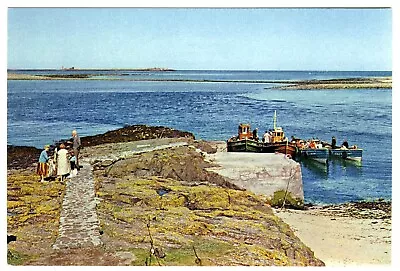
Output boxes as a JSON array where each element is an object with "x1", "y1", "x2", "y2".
[
  {"x1": 297, "y1": 158, "x2": 328, "y2": 179},
  {"x1": 299, "y1": 157, "x2": 363, "y2": 180},
  {"x1": 328, "y1": 157, "x2": 363, "y2": 179}
]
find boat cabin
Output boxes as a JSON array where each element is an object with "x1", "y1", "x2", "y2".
[
  {"x1": 238, "y1": 123, "x2": 252, "y2": 140},
  {"x1": 270, "y1": 127, "x2": 286, "y2": 143}
]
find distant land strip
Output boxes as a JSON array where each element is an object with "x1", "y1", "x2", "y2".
[
  {"x1": 7, "y1": 67, "x2": 175, "y2": 72},
  {"x1": 7, "y1": 73, "x2": 392, "y2": 89},
  {"x1": 271, "y1": 77, "x2": 392, "y2": 90}
]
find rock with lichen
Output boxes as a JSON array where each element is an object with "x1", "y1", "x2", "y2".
[
  {"x1": 91, "y1": 142, "x2": 324, "y2": 266},
  {"x1": 7, "y1": 125, "x2": 325, "y2": 266}
]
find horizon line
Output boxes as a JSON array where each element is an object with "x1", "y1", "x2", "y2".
[{"x1": 7, "y1": 68, "x2": 393, "y2": 72}]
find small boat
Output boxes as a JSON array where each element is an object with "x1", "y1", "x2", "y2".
[
  {"x1": 321, "y1": 138, "x2": 363, "y2": 161},
  {"x1": 298, "y1": 148, "x2": 329, "y2": 164},
  {"x1": 227, "y1": 123, "x2": 262, "y2": 152},
  {"x1": 329, "y1": 148, "x2": 363, "y2": 161},
  {"x1": 293, "y1": 138, "x2": 328, "y2": 164}
]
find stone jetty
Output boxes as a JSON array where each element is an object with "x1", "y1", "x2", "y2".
[
  {"x1": 52, "y1": 161, "x2": 102, "y2": 249},
  {"x1": 207, "y1": 146, "x2": 303, "y2": 208},
  {"x1": 54, "y1": 139, "x2": 304, "y2": 251}
]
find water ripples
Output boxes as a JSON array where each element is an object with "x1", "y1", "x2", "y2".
[{"x1": 7, "y1": 75, "x2": 392, "y2": 204}]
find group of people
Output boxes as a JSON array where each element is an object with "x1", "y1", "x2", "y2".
[
  {"x1": 294, "y1": 139, "x2": 324, "y2": 149},
  {"x1": 250, "y1": 128, "x2": 279, "y2": 143},
  {"x1": 291, "y1": 136, "x2": 352, "y2": 150},
  {"x1": 262, "y1": 130, "x2": 275, "y2": 143},
  {"x1": 36, "y1": 130, "x2": 81, "y2": 183}
]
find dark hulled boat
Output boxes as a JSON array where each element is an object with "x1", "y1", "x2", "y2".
[
  {"x1": 261, "y1": 128, "x2": 297, "y2": 157},
  {"x1": 227, "y1": 111, "x2": 298, "y2": 158},
  {"x1": 227, "y1": 123, "x2": 262, "y2": 152}
]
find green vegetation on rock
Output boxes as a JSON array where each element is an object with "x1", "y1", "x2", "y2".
[
  {"x1": 268, "y1": 190, "x2": 304, "y2": 209},
  {"x1": 93, "y1": 148, "x2": 324, "y2": 266},
  {"x1": 7, "y1": 173, "x2": 65, "y2": 265}
]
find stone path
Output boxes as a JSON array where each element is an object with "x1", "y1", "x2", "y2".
[
  {"x1": 52, "y1": 142, "x2": 190, "y2": 250},
  {"x1": 52, "y1": 160, "x2": 102, "y2": 249}
]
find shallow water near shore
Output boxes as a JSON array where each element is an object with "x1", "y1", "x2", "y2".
[{"x1": 7, "y1": 70, "x2": 392, "y2": 204}]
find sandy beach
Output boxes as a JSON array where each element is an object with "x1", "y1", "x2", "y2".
[{"x1": 274, "y1": 205, "x2": 391, "y2": 266}]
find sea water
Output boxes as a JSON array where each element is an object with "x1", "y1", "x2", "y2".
[{"x1": 7, "y1": 70, "x2": 392, "y2": 204}]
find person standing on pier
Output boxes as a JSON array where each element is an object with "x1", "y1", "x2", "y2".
[
  {"x1": 71, "y1": 130, "x2": 81, "y2": 170},
  {"x1": 57, "y1": 143, "x2": 70, "y2": 182}
]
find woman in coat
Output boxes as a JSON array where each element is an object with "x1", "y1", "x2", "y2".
[{"x1": 57, "y1": 143, "x2": 70, "y2": 182}]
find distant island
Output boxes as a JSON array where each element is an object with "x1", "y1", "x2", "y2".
[
  {"x1": 62, "y1": 67, "x2": 175, "y2": 72},
  {"x1": 7, "y1": 70, "x2": 392, "y2": 90},
  {"x1": 7, "y1": 67, "x2": 176, "y2": 80},
  {"x1": 8, "y1": 67, "x2": 175, "y2": 72}
]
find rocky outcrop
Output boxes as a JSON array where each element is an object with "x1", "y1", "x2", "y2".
[
  {"x1": 81, "y1": 125, "x2": 195, "y2": 147},
  {"x1": 7, "y1": 126, "x2": 324, "y2": 266},
  {"x1": 90, "y1": 139, "x2": 324, "y2": 266},
  {"x1": 94, "y1": 155, "x2": 324, "y2": 266}
]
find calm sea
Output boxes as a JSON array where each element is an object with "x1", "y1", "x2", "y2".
[{"x1": 7, "y1": 70, "x2": 392, "y2": 204}]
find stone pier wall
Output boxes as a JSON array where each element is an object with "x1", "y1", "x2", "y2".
[{"x1": 207, "y1": 152, "x2": 303, "y2": 207}]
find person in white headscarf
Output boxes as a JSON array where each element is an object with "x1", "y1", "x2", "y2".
[{"x1": 57, "y1": 143, "x2": 70, "y2": 182}]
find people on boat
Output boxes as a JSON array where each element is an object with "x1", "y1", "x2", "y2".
[
  {"x1": 331, "y1": 136, "x2": 337, "y2": 149},
  {"x1": 342, "y1": 139, "x2": 349, "y2": 149},
  {"x1": 252, "y1": 128, "x2": 259, "y2": 141},
  {"x1": 263, "y1": 131, "x2": 270, "y2": 143},
  {"x1": 309, "y1": 140, "x2": 316, "y2": 149}
]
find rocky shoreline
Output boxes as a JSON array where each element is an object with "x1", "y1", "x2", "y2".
[
  {"x1": 272, "y1": 76, "x2": 392, "y2": 90},
  {"x1": 7, "y1": 125, "x2": 391, "y2": 266}
]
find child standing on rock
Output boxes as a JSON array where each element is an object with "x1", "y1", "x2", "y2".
[
  {"x1": 69, "y1": 152, "x2": 78, "y2": 177},
  {"x1": 37, "y1": 145, "x2": 50, "y2": 182}
]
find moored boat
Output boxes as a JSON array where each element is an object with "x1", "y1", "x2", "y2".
[
  {"x1": 262, "y1": 140, "x2": 297, "y2": 158},
  {"x1": 298, "y1": 148, "x2": 329, "y2": 164},
  {"x1": 227, "y1": 111, "x2": 298, "y2": 158},
  {"x1": 329, "y1": 148, "x2": 363, "y2": 161},
  {"x1": 261, "y1": 111, "x2": 298, "y2": 157},
  {"x1": 292, "y1": 138, "x2": 329, "y2": 164},
  {"x1": 322, "y1": 137, "x2": 363, "y2": 161},
  {"x1": 227, "y1": 123, "x2": 262, "y2": 152}
]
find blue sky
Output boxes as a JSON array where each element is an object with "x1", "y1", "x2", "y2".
[{"x1": 7, "y1": 8, "x2": 392, "y2": 70}]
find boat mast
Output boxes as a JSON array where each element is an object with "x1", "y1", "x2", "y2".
[{"x1": 273, "y1": 110, "x2": 277, "y2": 130}]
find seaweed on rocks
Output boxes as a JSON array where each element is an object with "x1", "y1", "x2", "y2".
[
  {"x1": 7, "y1": 145, "x2": 42, "y2": 170},
  {"x1": 308, "y1": 200, "x2": 391, "y2": 219},
  {"x1": 7, "y1": 125, "x2": 194, "y2": 170},
  {"x1": 81, "y1": 125, "x2": 195, "y2": 147}
]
